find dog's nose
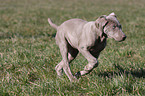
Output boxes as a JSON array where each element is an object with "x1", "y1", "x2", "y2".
[{"x1": 122, "y1": 35, "x2": 126, "y2": 41}]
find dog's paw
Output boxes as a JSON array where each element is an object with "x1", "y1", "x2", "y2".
[
  {"x1": 70, "y1": 77, "x2": 79, "y2": 82},
  {"x1": 55, "y1": 66, "x2": 63, "y2": 76},
  {"x1": 74, "y1": 71, "x2": 81, "y2": 79},
  {"x1": 55, "y1": 70, "x2": 63, "y2": 77}
]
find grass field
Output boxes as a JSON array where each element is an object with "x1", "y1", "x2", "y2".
[{"x1": 0, "y1": 0, "x2": 145, "y2": 95}]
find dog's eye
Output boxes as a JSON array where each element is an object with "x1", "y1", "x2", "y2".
[
  {"x1": 118, "y1": 25, "x2": 122, "y2": 29},
  {"x1": 113, "y1": 25, "x2": 116, "y2": 29}
]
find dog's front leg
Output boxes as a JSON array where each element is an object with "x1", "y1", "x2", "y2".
[{"x1": 75, "y1": 49, "x2": 99, "y2": 78}]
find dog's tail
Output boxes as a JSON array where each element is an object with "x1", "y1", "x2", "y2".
[{"x1": 48, "y1": 18, "x2": 58, "y2": 29}]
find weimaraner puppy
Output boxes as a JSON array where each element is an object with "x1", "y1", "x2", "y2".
[{"x1": 48, "y1": 12, "x2": 126, "y2": 82}]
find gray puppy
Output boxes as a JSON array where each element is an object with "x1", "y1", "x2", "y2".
[{"x1": 48, "y1": 12, "x2": 126, "y2": 82}]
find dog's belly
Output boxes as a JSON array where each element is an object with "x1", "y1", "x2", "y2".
[
  {"x1": 65, "y1": 30, "x2": 83, "y2": 49},
  {"x1": 66, "y1": 34, "x2": 79, "y2": 49}
]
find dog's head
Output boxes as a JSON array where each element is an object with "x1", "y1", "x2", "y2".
[{"x1": 95, "y1": 12, "x2": 126, "y2": 42}]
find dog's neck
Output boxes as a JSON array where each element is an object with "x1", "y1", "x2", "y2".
[
  {"x1": 93, "y1": 23, "x2": 107, "y2": 42},
  {"x1": 101, "y1": 32, "x2": 108, "y2": 42}
]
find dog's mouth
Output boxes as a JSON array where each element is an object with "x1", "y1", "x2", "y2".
[
  {"x1": 105, "y1": 33, "x2": 127, "y2": 42},
  {"x1": 114, "y1": 35, "x2": 127, "y2": 42},
  {"x1": 103, "y1": 28, "x2": 126, "y2": 42}
]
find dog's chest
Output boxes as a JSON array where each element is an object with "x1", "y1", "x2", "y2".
[{"x1": 89, "y1": 39, "x2": 106, "y2": 53}]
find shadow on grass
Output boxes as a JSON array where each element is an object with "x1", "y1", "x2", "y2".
[
  {"x1": 51, "y1": 33, "x2": 56, "y2": 38},
  {"x1": 98, "y1": 64, "x2": 145, "y2": 78}
]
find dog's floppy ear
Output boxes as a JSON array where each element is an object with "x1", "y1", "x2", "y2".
[
  {"x1": 95, "y1": 15, "x2": 108, "y2": 37},
  {"x1": 95, "y1": 15, "x2": 107, "y2": 29}
]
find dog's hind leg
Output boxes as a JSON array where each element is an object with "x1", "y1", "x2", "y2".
[
  {"x1": 55, "y1": 60, "x2": 64, "y2": 76},
  {"x1": 56, "y1": 39, "x2": 78, "y2": 81},
  {"x1": 55, "y1": 44, "x2": 78, "y2": 77}
]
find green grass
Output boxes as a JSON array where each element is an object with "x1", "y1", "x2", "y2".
[{"x1": 0, "y1": 0, "x2": 145, "y2": 95}]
